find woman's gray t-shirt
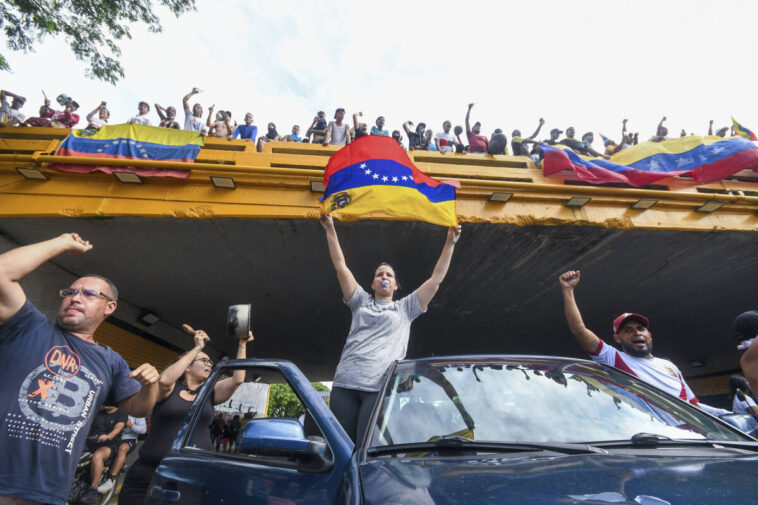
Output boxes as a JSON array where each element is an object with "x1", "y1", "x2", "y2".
[{"x1": 333, "y1": 285, "x2": 425, "y2": 392}]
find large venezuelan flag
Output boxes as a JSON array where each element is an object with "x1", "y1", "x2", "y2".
[
  {"x1": 50, "y1": 124, "x2": 204, "y2": 179},
  {"x1": 321, "y1": 135, "x2": 457, "y2": 226},
  {"x1": 542, "y1": 135, "x2": 758, "y2": 187}
]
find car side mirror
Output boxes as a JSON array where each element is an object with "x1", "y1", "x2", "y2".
[{"x1": 237, "y1": 418, "x2": 333, "y2": 473}]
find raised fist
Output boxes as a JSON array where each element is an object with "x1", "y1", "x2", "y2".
[{"x1": 559, "y1": 270, "x2": 581, "y2": 290}]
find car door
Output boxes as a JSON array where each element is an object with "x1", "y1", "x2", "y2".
[{"x1": 146, "y1": 359, "x2": 356, "y2": 505}]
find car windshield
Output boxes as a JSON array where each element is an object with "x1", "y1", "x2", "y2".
[{"x1": 369, "y1": 358, "x2": 747, "y2": 448}]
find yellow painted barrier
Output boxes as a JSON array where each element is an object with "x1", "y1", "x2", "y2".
[{"x1": 2, "y1": 127, "x2": 758, "y2": 231}]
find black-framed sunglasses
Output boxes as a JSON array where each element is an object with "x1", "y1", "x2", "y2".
[
  {"x1": 194, "y1": 357, "x2": 213, "y2": 366},
  {"x1": 59, "y1": 288, "x2": 113, "y2": 302}
]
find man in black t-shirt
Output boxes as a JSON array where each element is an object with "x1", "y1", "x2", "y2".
[
  {"x1": 82, "y1": 406, "x2": 128, "y2": 503},
  {"x1": 403, "y1": 120, "x2": 429, "y2": 151},
  {"x1": 543, "y1": 127, "x2": 562, "y2": 146}
]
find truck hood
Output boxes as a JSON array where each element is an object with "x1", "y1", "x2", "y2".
[{"x1": 359, "y1": 451, "x2": 758, "y2": 505}]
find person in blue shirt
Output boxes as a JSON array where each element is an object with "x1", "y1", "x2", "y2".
[
  {"x1": 370, "y1": 115, "x2": 388, "y2": 136},
  {"x1": 0, "y1": 233, "x2": 160, "y2": 505},
  {"x1": 231, "y1": 112, "x2": 258, "y2": 141},
  {"x1": 284, "y1": 125, "x2": 302, "y2": 142}
]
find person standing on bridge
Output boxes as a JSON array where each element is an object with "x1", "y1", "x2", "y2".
[
  {"x1": 0, "y1": 233, "x2": 160, "y2": 505},
  {"x1": 558, "y1": 270, "x2": 728, "y2": 417},
  {"x1": 320, "y1": 215, "x2": 462, "y2": 442}
]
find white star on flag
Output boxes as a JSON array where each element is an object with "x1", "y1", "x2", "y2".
[
  {"x1": 382, "y1": 176, "x2": 388, "y2": 182},
  {"x1": 392, "y1": 176, "x2": 398, "y2": 182},
  {"x1": 372, "y1": 173, "x2": 379, "y2": 179},
  {"x1": 401, "y1": 176, "x2": 408, "y2": 181},
  {"x1": 360, "y1": 163, "x2": 367, "y2": 169},
  {"x1": 365, "y1": 169, "x2": 371, "y2": 175}
]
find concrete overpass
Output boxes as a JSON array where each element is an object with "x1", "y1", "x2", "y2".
[{"x1": 2, "y1": 127, "x2": 757, "y2": 402}]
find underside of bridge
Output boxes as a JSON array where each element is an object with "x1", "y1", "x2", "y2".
[
  {"x1": 2, "y1": 128, "x2": 758, "y2": 398},
  {"x1": 0, "y1": 216, "x2": 753, "y2": 384}
]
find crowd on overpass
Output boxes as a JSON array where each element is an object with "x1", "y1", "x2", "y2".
[{"x1": 0, "y1": 88, "x2": 739, "y2": 161}]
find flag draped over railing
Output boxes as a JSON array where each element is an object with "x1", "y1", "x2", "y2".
[
  {"x1": 542, "y1": 135, "x2": 758, "y2": 187},
  {"x1": 50, "y1": 124, "x2": 204, "y2": 179},
  {"x1": 320, "y1": 135, "x2": 457, "y2": 226}
]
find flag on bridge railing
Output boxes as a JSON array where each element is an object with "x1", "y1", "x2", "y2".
[
  {"x1": 542, "y1": 135, "x2": 758, "y2": 187},
  {"x1": 50, "y1": 124, "x2": 204, "y2": 178},
  {"x1": 320, "y1": 135, "x2": 457, "y2": 227},
  {"x1": 732, "y1": 117, "x2": 757, "y2": 141}
]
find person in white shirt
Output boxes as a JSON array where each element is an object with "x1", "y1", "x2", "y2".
[
  {"x1": 182, "y1": 88, "x2": 206, "y2": 134},
  {"x1": 128, "y1": 102, "x2": 152, "y2": 126},
  {"x1": 97, "y1": 416, "x2": 147, "y2": 493},
  {"x1": 434, "y1": 120, "x2": 457, "y2": 154},
  {"x1": 0, "y1": 89, "x2": 26, "y2": 126},
  {"x1": 322, "y1": 108, "x2": 351, "y2": 146},
  {"x1": 86, "y1": 103, "x2": 110, "y2": 129},
  {"x1": 559, "y1": 270, "x2": 728, "y2": 417}
]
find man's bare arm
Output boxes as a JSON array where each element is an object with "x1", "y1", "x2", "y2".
[
  {"x1": 559, "y1": 270, "x2": 602, "y2": 354},
  {"x1": 465, "y1": 103, "x2": 474, "y2": 134},
  {"x1": 155, "y1": 104, "x2": 167, "y2": 121},
  {"x1": 322, "y1": 122, "x2": 333, "y2": 146},
  {"x1": 182, "y1": 89, "x2": 197, "y2": 110},
  {"x1": 656, "y1": 116, "x2": 667, "y2": 136},
  {"x1": 0, "y1": 234, "x2": 92, "y2": 324},
  {"x1": 118, "y1": 363, "x2": 160, "y2": 417},
  {"x1": 526, "y1": 118, "x2": 545, "y2": 140}
]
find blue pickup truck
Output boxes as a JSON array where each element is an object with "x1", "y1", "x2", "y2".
[{"x1": 147, "y1": 355, "x2": 758, "y2": 505}]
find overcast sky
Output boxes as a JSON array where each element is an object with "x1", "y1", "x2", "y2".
[{"x1": 3, "y1": 0, "x2": 757, "y2": 145}]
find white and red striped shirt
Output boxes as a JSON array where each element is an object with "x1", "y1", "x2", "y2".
[
  {"x1": 589, "y1": 340, "x2": 731, "y2": 417},
  {"x1": 590, "y1": 340, "x2": 697, "y2": 403}
]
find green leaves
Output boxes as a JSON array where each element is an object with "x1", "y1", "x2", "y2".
[
  {"x1": 268, "y1": 382, "x2": 329, "y2": 418},
  {"x1": 0, "y1": 0, "x2": 196, "y2": 83}
]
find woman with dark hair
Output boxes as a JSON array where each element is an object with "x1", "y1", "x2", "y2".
[
  {"x1": 319, "y1": 214, "x2": 461, "y2": 442},
  {"x1": 118, "y1": 326, "x2": 253, "y2": 505},
  {"x1": 729, "y1": 375, "x2": 758, "y2": 417}
]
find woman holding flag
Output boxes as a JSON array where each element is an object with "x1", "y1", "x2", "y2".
[{"x1": 319, "y1": 214, "x2": 461, "y2": 442}]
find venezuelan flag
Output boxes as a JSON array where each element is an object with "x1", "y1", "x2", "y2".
[
  {"x1": 732, "y1": 117, "x2": 757, "y2": 141},
  {"x1": 50, "y1": 124, "x2": 204, "y2": 178},
  {"x1": 542, "y1": 135, "x2": 758, "y2": 187},
  {"x1": 321, "y1": 135, "x2": 457, "y2": 227}
]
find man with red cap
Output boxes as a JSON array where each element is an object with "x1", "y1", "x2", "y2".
[{"x1": 559, "y1": 270, "x2": 728, "y2": 416}]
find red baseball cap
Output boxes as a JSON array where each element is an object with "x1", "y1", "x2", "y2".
[{"x1": 613, "y1": 313, "x2": 650, "y2": 334}]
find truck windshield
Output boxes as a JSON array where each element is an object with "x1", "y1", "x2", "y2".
[{"x1": 368, "y1": 359, "x2": 747, "y2": 448}]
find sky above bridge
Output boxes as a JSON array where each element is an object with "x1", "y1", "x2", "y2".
[{"x1": 4, "y1": 0, "x2": 757, "y2": 146}]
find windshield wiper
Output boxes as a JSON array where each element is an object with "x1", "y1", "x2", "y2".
[
  {"x1": 590, "y1": 432, "x2": 758, "y2": 452},
  {"x1": 368, "y1": 435, "x2": 606, "y2": 456}
]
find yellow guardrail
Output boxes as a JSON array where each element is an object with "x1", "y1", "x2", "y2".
[{"x1": 2, "y1": 126, "x2": 758, "y2": 231}]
